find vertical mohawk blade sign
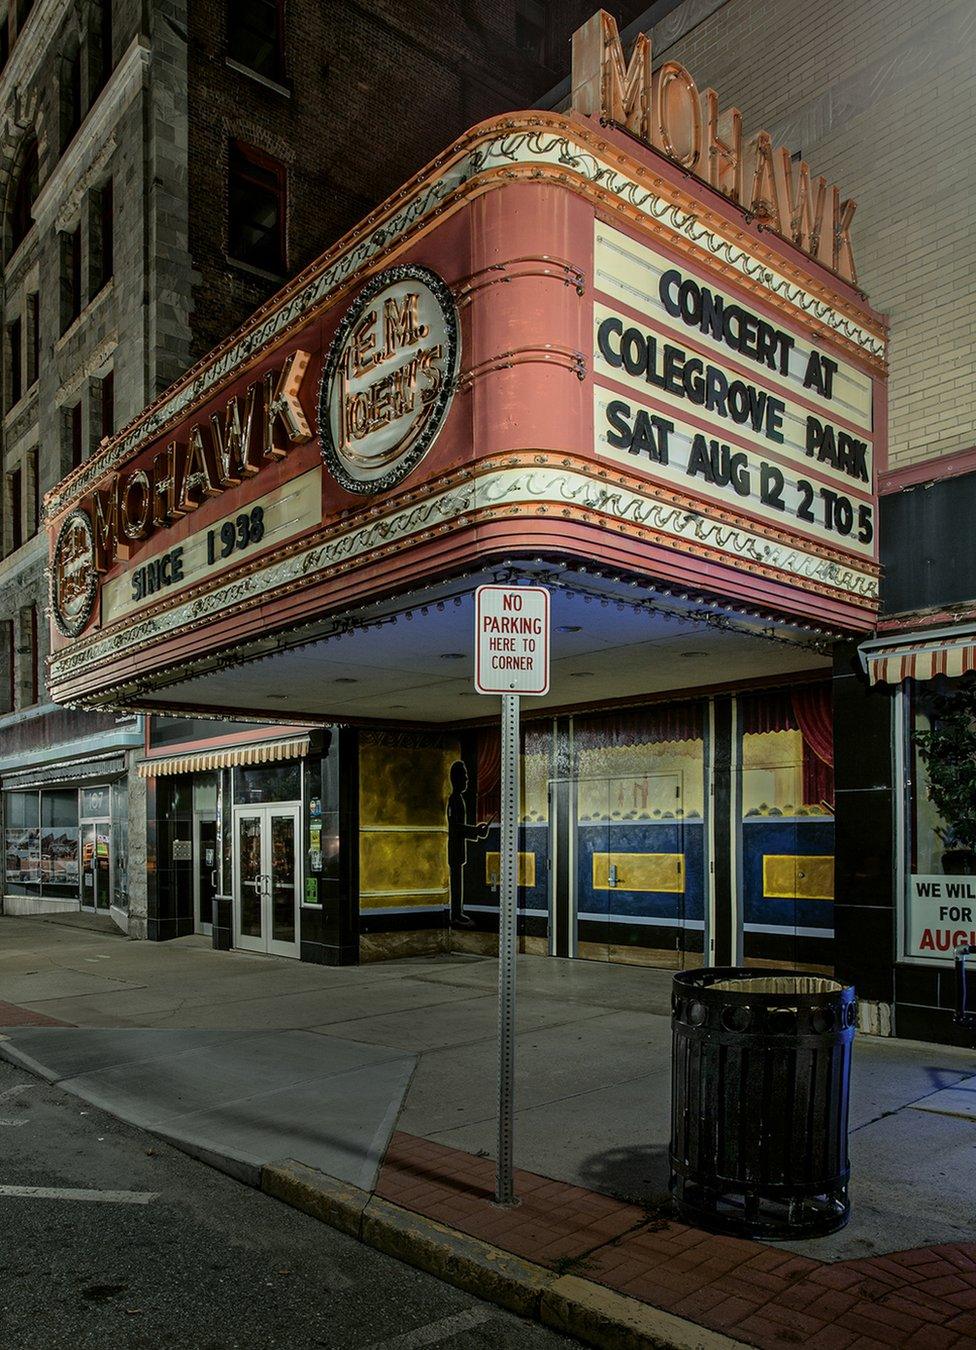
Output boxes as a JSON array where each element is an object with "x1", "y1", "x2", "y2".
[{"x1": 570, "y1": 9, "x2": 858, "y2": 284}]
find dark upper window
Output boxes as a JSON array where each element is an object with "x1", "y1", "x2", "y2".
[
  {"x1": 100, "y1": 369, "x2": 114, "y2": 443},
  {"x1": 62, "y1": 45, "x2": 83, "y2": 149},
  {"x1": 9, "y1": 465, "x2": 22, "y2": 551},
  {"x1": 27, "y1": 447, "x2": 37, "y2": 539},
  {"x1": 7, "y1": 315, "x2": 21, "y2": 408},
  {"x1": 9, "y1": 139, "x2": 38, "y2": 257},
  {"x1": 19, "y1": 604, "x2": 37, "y2": 706},
  {"x1": 27, "y1": 291, "x2": 38, "y2": 388},
  {"x1": 515, "y1": 0, "x2": 547, "y2": 60},
  {"x1": 98, "y1": 0, "x2": 113, "y2": 90},
  {"x1": 98, "y1": 178, "x2": 113, "y2": 289},
  {"x1": 1, "y1": 620, "x2": 12, "y2": 714},
  {"x1": 61, "y1": 223, "x2": 82, "y2": 332},
  {"x1": 228, "y1": 0, "x2": 285, "y2": 82},
  {"x1": 70, "y1": 400, "x2": 83, "y2": 469},
  {"x1": 228, "y1": 141, "x2": 286, "y2": 273}
]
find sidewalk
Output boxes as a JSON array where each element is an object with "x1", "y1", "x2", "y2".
[{"x1": 3, "y1": 914, "x2": 976, "y2": 1347}]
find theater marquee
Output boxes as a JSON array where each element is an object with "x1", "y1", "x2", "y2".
[
  {"x1": 593, "y1": 223, "x2": 876, "y2": 557},
  {"x1": 43, "y1": 7, "x2": 887, "y2": 715}
]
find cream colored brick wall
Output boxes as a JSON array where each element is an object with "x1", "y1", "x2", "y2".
[{"x1": 648, "y1": 0, "x2": 976, "y2": 472}]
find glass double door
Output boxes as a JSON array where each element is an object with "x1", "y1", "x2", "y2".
[{"x1": 233, "y1": 804, "x2": 300, "y2": 958}]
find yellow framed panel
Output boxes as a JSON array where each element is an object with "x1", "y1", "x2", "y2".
[
  {"x1": 762, "y1": 854, "x2": 835, "y2": 901},
  {"x1": 591, "y1": 852, "x2": 684, "y2": 893},
  {"x1": 485, "y1": 852, "x2": 536, "y2": 887}
]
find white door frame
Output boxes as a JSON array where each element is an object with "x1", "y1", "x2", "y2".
[{"x1": 232, "y1": 802, "x2": 301, "y2": 959}]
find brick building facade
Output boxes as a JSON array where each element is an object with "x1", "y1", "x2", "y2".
[{"x1": 0, "y1": 0, "x2": 646, "y2": 925}]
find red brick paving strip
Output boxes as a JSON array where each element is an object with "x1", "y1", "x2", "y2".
[
  {"x1": 378, "y1": 1132, "x2": 976, "y2": 1348},
  {"x1": 0, "y1": 1001, "x2": 72, "y2": 1027}
]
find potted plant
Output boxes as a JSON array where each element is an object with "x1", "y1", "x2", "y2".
[{"x1": 914, "y1": 682, "x2": 976, "y2": 875}]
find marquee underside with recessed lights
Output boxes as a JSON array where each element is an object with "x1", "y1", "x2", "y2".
[{"x1": 44, "y1": 110, "x2": 886, "y2": 719}]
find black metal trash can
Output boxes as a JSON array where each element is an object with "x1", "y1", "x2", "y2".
[{"x1": 670, "y1": 966, "x2": 856, "y2": 1239}]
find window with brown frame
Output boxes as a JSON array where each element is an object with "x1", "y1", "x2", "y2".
[
  {"x1": 227, "y1": 140, "x2": 286, "y2": 274},
  {"x1": 227, "y1": 0, "x2": 284, "y2": 82}
]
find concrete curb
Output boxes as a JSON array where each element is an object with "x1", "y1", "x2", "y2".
[{"x1": 261, "y1": 1160, "x2": 748, "y2": 1350}]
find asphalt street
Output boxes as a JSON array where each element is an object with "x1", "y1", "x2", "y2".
[{"x1": 0, "y1": 1056, "x2": 574, "y2": 1350}]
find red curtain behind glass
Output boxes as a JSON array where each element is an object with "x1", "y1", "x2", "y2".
[{"x1": 740, "y1": 684, "x2": 834, "y2": 807}]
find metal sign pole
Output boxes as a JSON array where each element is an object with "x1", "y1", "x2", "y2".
[{"x1": 496, "y1": 691, "x2": 520, "y2": 1206}]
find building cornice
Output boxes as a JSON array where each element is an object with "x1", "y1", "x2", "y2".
[{"x1": 0, "y1": 531, "x2": 45, "y2": 586}]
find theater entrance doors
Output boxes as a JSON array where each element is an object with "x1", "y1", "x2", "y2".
[
  {"x1": 233, "y1": 803, "x2": 301, "y2": 958},
  {"x1": 549, "y1": 771, "x2": 706, "y2": 966}
]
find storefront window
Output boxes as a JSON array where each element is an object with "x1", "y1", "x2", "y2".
[
  {"x1": 235, "y1": 761, "x2": 301, "y2": 803},
  {"x1": 5, "y1": 790, "x2": 39, "y2": 893},
  {"x1": 4, "y1": 789, "x2": 83, "y2": 899},
  {"x1": 40, "y1": 790, "x2": 79, "y2": 897},
  {"x1": 906, "y1": 678, "x2": 976, "y2": 961}
]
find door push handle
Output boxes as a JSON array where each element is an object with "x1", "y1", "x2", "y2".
[{"x1": 608, "y1": 863, "x2": 618, "y2": 888}]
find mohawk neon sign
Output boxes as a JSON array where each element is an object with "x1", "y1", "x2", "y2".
[{"x1": 571, "y1": 9, "x2": 859, "y2": 283}]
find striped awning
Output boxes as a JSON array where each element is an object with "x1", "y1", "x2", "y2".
[
  {"x1": 862, "y1": 631, "x2": 976, "y2": 686},
  {"x1": 137, "y1": 735, "x2": 310, "y2": 777}
]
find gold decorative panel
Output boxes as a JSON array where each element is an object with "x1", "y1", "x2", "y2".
[
  {"x1": 361, "y1": 890, "x2": 448, "y2": 912},
  {"x1": 485, "y1": 852, "x2": 536, "y2": 887},
  {"x1": 763, "y1": 854, "x2": 835, "y2": 901},
  {"x1": 359, "y1": 740, "x2": 458, "y2": 914},
  {"x1": 592, "y1": 852, "x2": 684, "y2": 893},
  {"x1": 359, "y1": 831, "x2": 448, "y2": 899},
  {"x1": 360, "y1": 744, "x2": 456, "y2": 829}
]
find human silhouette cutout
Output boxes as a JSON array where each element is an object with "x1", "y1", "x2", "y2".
[{"x1": 447, "y1": 760, "x2": 488, "y2": 927}]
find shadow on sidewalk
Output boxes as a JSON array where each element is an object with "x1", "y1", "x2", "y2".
[{"x1": 577, "y1": 1140, "x2": 671, "y2": 1208}]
